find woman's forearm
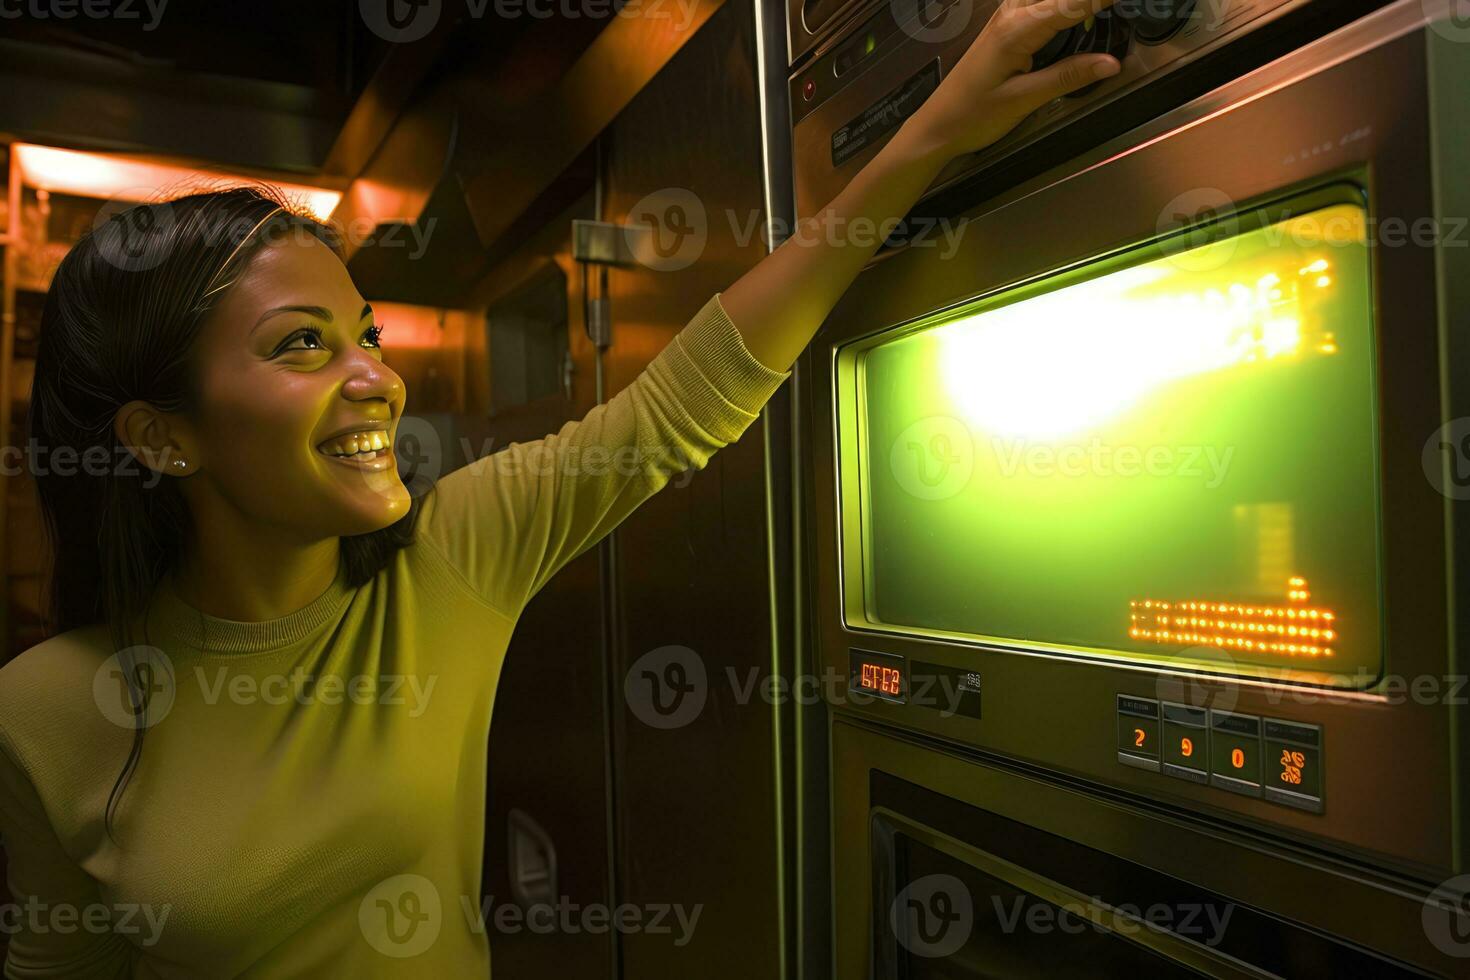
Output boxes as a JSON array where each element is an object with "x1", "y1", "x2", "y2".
[{"x1": 720, "y1": 120, "x2": 953, "y2": 372}]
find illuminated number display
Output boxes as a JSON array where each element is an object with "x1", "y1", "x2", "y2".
[
  {"x1": 860, "y1": 663, "x2": 904, "y2": 697},
  {"x1": 1264, "y1": 720, "x2": 1322, "y2": 806},
  {"x1": 1278, "y1": 748, "x2": 1306, "y2": 785},
  {"x1": 848, "y1": 649, "x2": 906, "y2": 703}
]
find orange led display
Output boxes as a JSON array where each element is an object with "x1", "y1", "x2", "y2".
[
  {"x1": 859, "y1": 664, "x2": 903, "y2": 697},
  {"x1": 1128, "y1": 577, "x2": 1336, "y2": 658}
]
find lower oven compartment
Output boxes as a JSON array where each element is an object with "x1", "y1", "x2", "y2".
[{"x1": 832, "y1": 718, "x2": 1461, "y2": 978}]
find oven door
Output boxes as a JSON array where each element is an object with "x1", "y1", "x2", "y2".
[
  {"x1": 836, "y1": 720, "x2": 1452, "y2": 978},
  {"x1": 806, "y1": 0, "x2": 1470, "y2": 880}
]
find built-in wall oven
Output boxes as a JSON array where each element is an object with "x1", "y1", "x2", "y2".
[{"x1": 795, "y1": 0, "x2": 1470, "y2": 975}]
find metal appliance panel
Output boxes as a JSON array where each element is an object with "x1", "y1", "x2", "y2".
[
  {"x1": 801, "y1": 3, "x2": 1466, "y2": 879},
  {"x1": 788, "y1": 0, "x2": 880, "y2": 67},
  {"x1": 789, "y1": 0, "x2": 1386, "y2": 220},
  {"x1": 831, "y1": 718, "x2": 1462, "y2": 977}
]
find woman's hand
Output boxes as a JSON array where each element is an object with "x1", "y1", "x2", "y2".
[
  {"x1": 903, "y1": 0, "x2": 1123, "y2": 164},
  {"x1": 722, "y1": 0, "x2": 1123, "y2": 371}
]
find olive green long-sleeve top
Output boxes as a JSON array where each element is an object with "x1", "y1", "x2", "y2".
[{"x1": 0, "y1": 293, "x2": 790, "y2": 978}]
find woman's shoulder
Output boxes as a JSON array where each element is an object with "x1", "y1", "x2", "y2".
[{"x1": 0, "y1": 623, "x2": 116, "y2": 758}]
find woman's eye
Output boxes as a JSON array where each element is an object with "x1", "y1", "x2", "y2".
[
  {"x1": 276, "y1": 327, "x2": 327, "y2": 355},
  {"x1": 362, "y1": 324, "x2": 384, "y2": 349}
]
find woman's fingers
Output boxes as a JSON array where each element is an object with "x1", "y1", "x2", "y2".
[
  {"x1": 999, "y1": 51, "x2": 1122, "y2": 108},
  {"x1": 1000, "y1": 0, "x2": 1119, "y2": 54}
]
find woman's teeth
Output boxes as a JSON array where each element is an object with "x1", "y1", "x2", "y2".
[{"x1": 319, "y1": 430, "x2": 390, "y2": 458}]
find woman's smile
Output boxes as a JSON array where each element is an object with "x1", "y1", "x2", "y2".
[{"x1": 316, "y1": 427, "x2": 395, "y2": 470}]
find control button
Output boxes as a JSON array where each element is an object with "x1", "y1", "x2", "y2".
[
  {"x1": 1064, "y1": 10, "x2": 1131, "y2": 98},
  {"x1": 1114, "y1": 0, "x2": 1197, "y2": 45},
  {"x1": 802, "y1": 78, "x2": 816, "y2": 101},
  {"x1": 1117, "y1": 695, "x2": 1160, "y2": 771},
  {"x1": 1161, "y1": 702, "x2": 1208, "y2": 784},
  {"x1": 1263, "y1": 719, "x2": 1324, "y2": 813},
  {"x1": 1209, "y1": 710, "x2": 1262, "y2": 796}
]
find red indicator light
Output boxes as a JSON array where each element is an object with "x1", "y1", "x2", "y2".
[
  {"x1": 1231, "y1": 748, "x2": 1246, "y2": 769},
  {"x1": 1180, "y1": 737, "x2": 1194, "y2": 758}
]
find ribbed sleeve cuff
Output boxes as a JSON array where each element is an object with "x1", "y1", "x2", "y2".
[{"x1": 670, "y1": 292, "x2": 791, "y2": 423}]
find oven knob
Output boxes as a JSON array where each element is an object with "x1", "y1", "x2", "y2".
[
  {"x1": 1065, "y1": 10, "x2": 1130, "y2": 97},
  {"x1": 1032, "y1": 23, "x2": 1082, "y2": 72},
  {"x1": 1114, "y1": 0, "x2": 1198, "y2": 45}
]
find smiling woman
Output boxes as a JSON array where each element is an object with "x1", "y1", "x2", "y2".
[
  {"x1": 0, "y1": 0, "x2": 1130, "y2": 972},
  {"x1": 0, "y1": 183, "x2": 792, "y2": 975}
]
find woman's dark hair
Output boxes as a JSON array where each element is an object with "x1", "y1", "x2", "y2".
[{"x1": 28, "y1": 184, "x2": 428, "y2": 837}]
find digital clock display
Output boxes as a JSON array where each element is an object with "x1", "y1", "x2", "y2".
[{"x1": 849, "y1": 649, "x2": 906, "y2": 702}]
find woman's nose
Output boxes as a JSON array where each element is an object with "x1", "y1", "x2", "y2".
[{"x1": 340, "y1": 351, "x2": 405, "y2": 408}]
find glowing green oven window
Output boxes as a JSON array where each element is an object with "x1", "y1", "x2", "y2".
[{"x1": 845, "y1": 201, "x2": 1381, "y2": 682}]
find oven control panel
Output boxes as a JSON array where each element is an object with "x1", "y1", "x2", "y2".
[
  {"x1": 1117, "y1": 695, "x2": 1325, "y2": 813},
  {"x1": 790, "y1": 0, "x2": 1365, "y2": 218}
]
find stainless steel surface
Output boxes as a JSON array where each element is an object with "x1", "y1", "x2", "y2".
[
  {"x1": 789, "y1": 0, "x2": 1386, "y2": 221},
  {"x1": 787, "y1": 0, "x2": 881, "y2": 67},
  {"x1": 801, "y1": 0, "x2": 1467, "y2": 895},
  {"x1": 832, "y1": 718, "x2": 1465, "y2": 977}
]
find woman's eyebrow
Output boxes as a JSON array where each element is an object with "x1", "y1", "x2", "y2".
[{"x1": 252, "y1": 304, "x2": 374, "y2": 332}]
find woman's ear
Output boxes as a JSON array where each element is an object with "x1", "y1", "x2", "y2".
[{"x1": 114, "y1": 400, "x2": 197, "y2": 476}]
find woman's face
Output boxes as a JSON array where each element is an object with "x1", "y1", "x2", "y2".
[{"x1": 182, "y1": 232, "x2": 411, "y2": 539}]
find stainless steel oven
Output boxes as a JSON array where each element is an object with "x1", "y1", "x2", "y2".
[
  {"x1": 797, "y1": 0, "x2": 1470, "y2": 974},
  {"x1": 790, "y1": 0, "x2": 1394, "y2": 221},
  {"x1": 788, "y1": 0, "x2": 879, "y2": 67}
]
